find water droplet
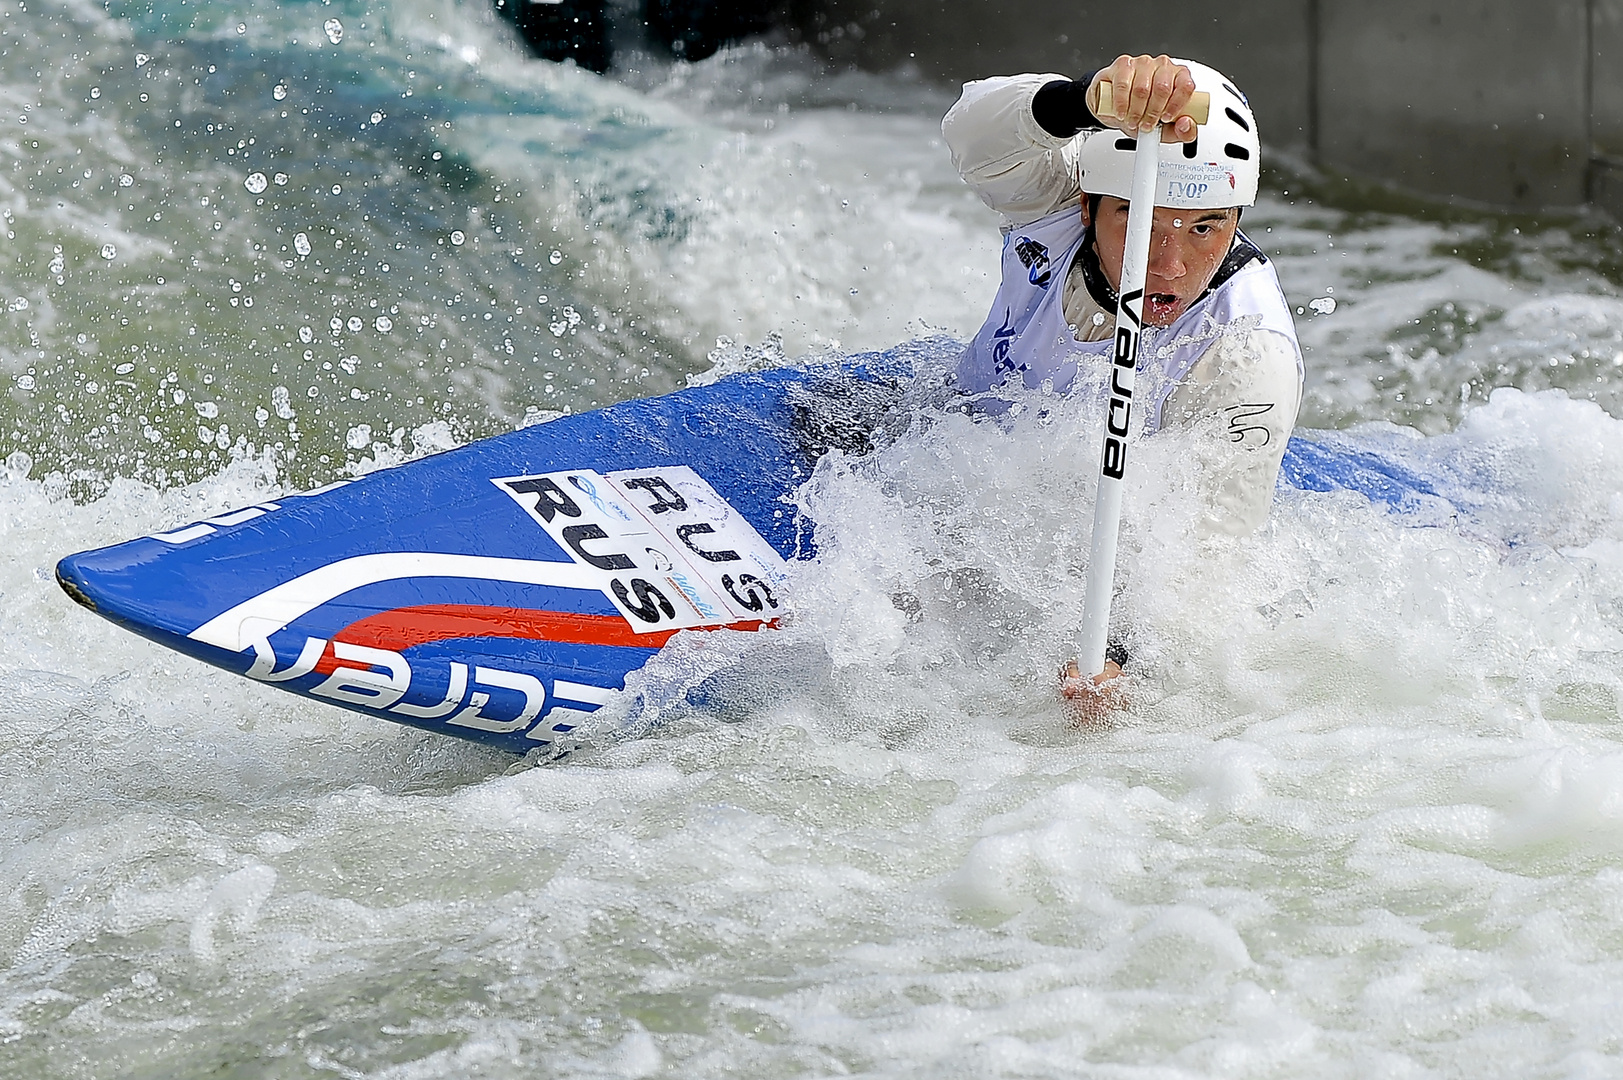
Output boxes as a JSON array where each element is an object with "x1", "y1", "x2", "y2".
[
  {"x1": 347, "y1": 317, "x2": 363, "y2": 332},
  {"x1": 135, "y1": 53, "x2": 150, "y2": 67},
  {"x1": 537, "y1": 294, "x2": 548, "y2": 304},
  {"x1": 346, "y1": 424, "x2": 373, "y2": 449},
  {"x1": 450, "y1": 231, "x2": 465, "y2": 246},
  {"x1": 90, "y1": 87, "x2": 101, "y2": 99},
  {"x1": 374, "y1": 316, "x2": 393, "y2": 332},
  {"x1": 294, "y1": 232, "x2": 312, "y2": 256},
  {"x1": 244, "y1": 172, "x2": 268, "y2": 194},
  {"x1": 273, "y1": 84, "x2": 288, "y2": 101},
  {"x1": 194, "y1": 401, "x2": 219, "y2": 419},
  {"x1": 549, "y1": 250, "x2": 563, "y2": 265},
  {"x1": 1309, "y1": 296, "x2": 1338, "y2": 315},
  {"x1": 100, "y1": 244, "x2": 117, "y2": 260},
  {"x1": 236, "y1": 23, "x2": 246, "y2": 35},
  {"x1": 306, "y1": 385, "x2": 321, "y2": 399},
  {"x1": 330, "y1": 317, "x2": 343, "y2": 332},
  {"x1": 299, "y1": 326, "x2": 313, "y2": 343},
  {"x1": 370, "y1": 111, "x2": 383, "y2": 125},
  {"x1": 115, "y1": 363, "x2": 134, "y2": 375},
  {"x1": 273, "y1": 172, "x2": 288, "y2": 186},
  {"x1": 323, "y1": 18, "x2": 344, "y2": 44},
  {"x1": 15, "y1": 375, "x2": 33, "y2": 391},
  {"x1": 6, "y1": 297, "x2": 27, "y2": 312},
  {"x1": 331, "y1": 184, "x2": 341, "y2": 195},
  {"x1": 118, "y1": 173, "x2": 133, "y2": 187}
]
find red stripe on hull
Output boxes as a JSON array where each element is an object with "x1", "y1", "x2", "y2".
[{"x1": 316, "y1": 604, "x2": 775, "y2": 666}]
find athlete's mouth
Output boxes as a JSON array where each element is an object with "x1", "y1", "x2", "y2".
[{"x1": 1145, "y1": 292, "x2": 1182, "y2": 322}]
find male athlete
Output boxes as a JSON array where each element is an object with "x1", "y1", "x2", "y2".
[{"x1": 942, "y1": 54, "x2": 1303, "y2": 718}]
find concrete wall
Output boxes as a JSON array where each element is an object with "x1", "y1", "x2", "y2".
[
  {"x1": 1317, "y1": 0, "x2": 1589, "y2": 208},
  {"x1": 1594, "y1": 0, "x2": 1623, "y2": 211},
  {"x1": 786, "y1": 0, "x2": 1623, "y2": 216}
]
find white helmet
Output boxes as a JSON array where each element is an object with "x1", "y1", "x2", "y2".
[{"x1": 1074, "y1": 59, "x2": 1260, "y2": 210}]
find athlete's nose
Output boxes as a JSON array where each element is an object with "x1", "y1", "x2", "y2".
[{"x1": 1147, "y1": 228, "x2": 1186, "y2": 280}]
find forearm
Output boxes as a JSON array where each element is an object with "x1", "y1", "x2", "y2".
[
  {"x1": 1162, "y1": 330, "x2": 1303, "y2": 535},
  {"x1": 1031, "y1": 73, "x2": 1103, "y2": 138},
  {"x1": 1203, "y1": 424, "x2": 1295, "y2": 535}
]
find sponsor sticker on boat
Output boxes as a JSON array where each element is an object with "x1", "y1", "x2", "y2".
[{"x1": 493, "y1": 465, "x2": 787, "y2": 633}]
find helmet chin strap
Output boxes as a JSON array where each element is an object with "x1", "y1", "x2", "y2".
[
  {"x1": 1078, "y1": 194, "x2": 1117, "y2": 312},
  {"x1": 1076, "y1": 221, "x2": 1119, "y2": 313}
]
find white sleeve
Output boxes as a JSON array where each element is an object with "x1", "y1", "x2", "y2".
[
  {"x1": 1159, "y1": 328, "x2": 1303, "y2": 536},
  {"x1": 941, "y1": 74, "x2": 1085, "y2": 231}
]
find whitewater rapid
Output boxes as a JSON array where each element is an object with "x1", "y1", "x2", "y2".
[{"x1": 6, "y1": 1, "x2": 1623, "y2": 1076}]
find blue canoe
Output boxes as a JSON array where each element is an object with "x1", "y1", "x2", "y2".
[{"x1": 56, "y1": 344, "x2": 1454, "y2": 753}]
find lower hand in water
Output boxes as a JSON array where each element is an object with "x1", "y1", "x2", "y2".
[{"x1": 1059, "y1": 658, "x2": 1125, "y2": 726}]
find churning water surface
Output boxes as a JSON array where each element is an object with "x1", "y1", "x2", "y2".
[{"x1": 8, "y1": 1, "x2": 1623, "y2": 1076}]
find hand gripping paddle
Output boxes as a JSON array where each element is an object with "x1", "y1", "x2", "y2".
[{"x1": 1075, "y1": 82, "x2": 1209, "y2": 678}]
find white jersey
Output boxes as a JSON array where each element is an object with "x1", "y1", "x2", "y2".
[
  {"x1": 957, "y1": 203, "x2": 1301, "y2": 436},
  {"x1": 944, "y1": 73, "x2": 1305, "y2": 534}
]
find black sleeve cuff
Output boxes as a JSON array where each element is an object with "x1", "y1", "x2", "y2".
[
  {"x1": 1031, "y1": 72, "x2": 1102, "y2": 139},
  {"x1": 1105, "y1": 639, "x2": 1130, "y2": 668}
]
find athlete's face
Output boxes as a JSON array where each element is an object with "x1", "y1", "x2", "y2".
[{"x1": 1084, "y1": 196, "x2": 1239, "y2": 327}]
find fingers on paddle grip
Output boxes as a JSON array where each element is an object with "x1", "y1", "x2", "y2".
[{"x1": 1095, "y1": 82, "x2": 1211, "y2": 127}]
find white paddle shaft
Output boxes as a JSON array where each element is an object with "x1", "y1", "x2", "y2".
[{"x1": 1076, "y1": 126, "x2": 1160, "y2": 676}]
